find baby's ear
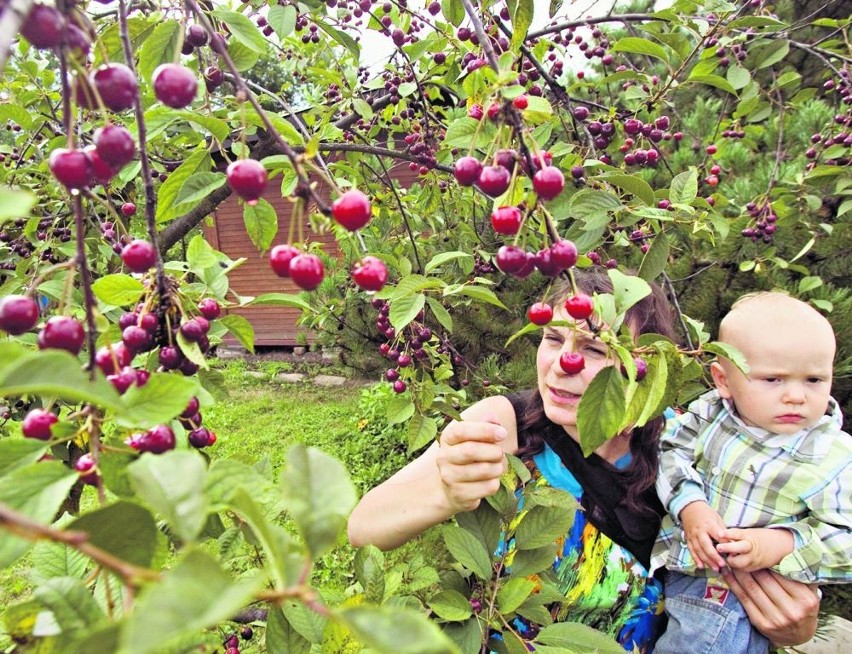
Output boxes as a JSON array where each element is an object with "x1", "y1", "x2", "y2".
[{"x1": 710, "y1": 361, "x2": 732, "y2": 399}]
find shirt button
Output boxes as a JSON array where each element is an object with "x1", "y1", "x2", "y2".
[{"x1": 712, "y1": 466, "x2": 722, "y2": 475}]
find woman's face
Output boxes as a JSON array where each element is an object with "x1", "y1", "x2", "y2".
[{"x1": 536, "y1": 305, "x2": 616, "y2": 439}]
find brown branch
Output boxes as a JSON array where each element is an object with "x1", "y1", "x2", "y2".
[{"x1": 527, "y1": 13, "x2": 666, "y2": 40}]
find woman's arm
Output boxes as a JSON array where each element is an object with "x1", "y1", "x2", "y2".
[
  {"x1": 347, "y1": 395, "x2": 518, "y2": 551},
  {"x1": 722, "y1": 568, "x2": 820, "y2": 646}
]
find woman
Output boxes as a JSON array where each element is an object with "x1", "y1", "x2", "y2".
[{"x1": 348, "y1": 270, "x2": 820, "y2": 651}]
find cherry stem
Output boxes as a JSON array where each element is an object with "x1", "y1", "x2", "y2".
[
  {"x1": 117, "y1": 0, "x2": 168, "y2": 309},
  {"x1": 73, "y1": 194, "x2": 100, "y2": 375},
  {"x1": 460, "y1": 0, "x2": 500, "y2": 71}
]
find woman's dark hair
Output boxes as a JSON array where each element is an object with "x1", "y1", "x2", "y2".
[{"x1": 515, "y1": 269, "x2": 679, "y2": 517}]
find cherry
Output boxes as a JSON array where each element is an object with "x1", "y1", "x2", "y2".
[
  {"x1": 126, "y1": 425, "x2": 175, "y2": 454},
  {"x1": 95, "y1": 342, "x2": 132, "y2": 376},
  {"x1": 38, "y1": 316, "x2": 85, "y2": 355},
  {"x1": 83, "y1": 145, "x2": 117, "y2": 185},
  {"x1": 385, "y1": 368, "x2": 400, "y2": 382},
  {"x1": 94, "y1": 125, "x2": 135, "y2": 168},
  {"x1": 122, "y1": 325, "x2": 152, "y2": 352},
  {"x1": 0, "y1": 294, "x2": 39, "y2": 335},
  {"x1": 527, "y1": 302, "x2": 553, "y2": 326},
  {"x1": 179, "y1": 319, "x2": 204, "y2": 343},
  {"x1": 559, "y1": 352, "x2": 585, "y2": 375},
  {"x1": 121, "y1": 239, "x2": 157, "y2": 273},
  {"x1": 181, "y1": 396, "x2": 200, "y2": 419},
  {"x1": 393, "y1": 380, "x2": 407, "y2": 393},
  {"x1": 240, "y1": 626, "x2": 253, "y2": 641},
  {"x1": 186, "y1": 24, "x2": 209, "y2": 47},
  {"x1": 288, "y1": 253, "x2": 325, "y2": 290},
  {"x1": 624, "y1": 118, "x2": 642, "y2": 135},
  {"x1": 198, "y1": 298, "x2": 221, "y2": 320},
  {"x1": 108, "y1": 366, "x2": 139, "y2": 394},
  {"x1": 74, "y1": 453, "x2": 98, "y2": 485},
  {"x1": 621, "y1": 357, "x2": 648, "y2": 381},
  {"x1": 532, "y1": 166, "x2": 565, "y2": 200},
  {"x1": 188, "y1": 427, "x2": 215, "y2": 448},
  {"x1": 49, "y1": 148, "x2": 94, "y2": 189},
  {"x1": 468, "y1": 104, "x2": 484, "y2": 120},
  {"x1": 495, "y1": 245, "x2": 528, "y2": 274},
  {"x1": 494, "y1": 149, "x2": 517, "y2": 170},
  {"x1": 490, "y1": 206, "x2": 522, "y2": 235},
  {"x1": 159, "y1": 346, "x2": 182, "y2": 370},
  {"x1": 152, "y1": 63, "x2": 198, "y2": 109},
  {"x1": 572, "y1": 106, "x2": 590, "y2": 121},
  {"x1": 453, "y1": 156, "x2": 482, "y2": 186},
  {"x1": 534, "y1": 247, "x2": 561, "y2": 277},
  {"x1": 332, "y1": 189, "x2": 372, "y2": 231},
  {"x1": 352, "y1": 256, "x2": 388, "y2": 291},
  {"x1": 90, "y1": 64, "x2": 138, "y2": 112},
  {"x1": 570, "y1": 165, "x2": 585, "y2": 180},
  {"x1": 21, "y1": 4, "x2": 65, "y2": 50},
  {"x1": 22, "y1": 409, "x2": 58, "y2": 440},
  {"x1": 122, "y1": 202, "x2": 137, "y2": 217},
  {"x1": 486, "y1": 103, "x2": 501, "y2": 120},
  {"x1": 226, "y1": 159, "x2": 267, "y2": 204},
  {"x1": 549, "y1": 240, "x2": 578, "y2": 270},
  {"x1": 269, "y1": 244, "x2": 301, "y2": 277},
  {"x1": 565, "y1": 293, "x2": 594, "y2": 320},
  {"x1": 513, "y1": 95, "x2": 528, "y2": 109},
  {"x1": 477, "y1": 165, "x2": 511, "y2": 197},
  {"x1": 706, "y1": 144, "x2": 717, "y2": 155},
  {"x1": 138, "y1": 313, "x2": 159, "y2": 333}
]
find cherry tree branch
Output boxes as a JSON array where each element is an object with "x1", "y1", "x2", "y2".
[
  {"x1": 527, "y1": 13, "x2": 665, "y2": 40},
  {"x1": 0, "y1": 0, "x2": 34, "y2": 74}
]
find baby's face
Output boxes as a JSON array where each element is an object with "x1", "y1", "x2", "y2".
[{"x1": 716, "y1": 329, "x2": 834, "y2": 434}]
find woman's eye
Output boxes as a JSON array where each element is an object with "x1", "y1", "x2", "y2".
[
  {"x1": 763, "y1": 377, "x2": 780, "y2": 383},
  {"x1": 806, "y1": 377, "x2": 824, "y2": 384},
  {"x1": 583, "y1": 346, "x2": 606, "y2": 357}
]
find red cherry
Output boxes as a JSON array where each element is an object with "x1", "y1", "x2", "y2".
[
  {"x1": 559, "y1": 352, "x2": 585, "y2": 375},
  {"x1": 532, "y1": 166, "x2": 565, "y2": 200},
  {"x1": 514, "y1": 252, "x2": 537, "y2": 279},
  {"x1": 706, "y1": 144, "x2": 717, "y2": 155},
  {"x1": 122, "y1": 325, "x2": 152, "y2": 352},
  {"x1": 21, "y1": 4, "x2": 65, "y2": 49},
  {"x1": 393, "y1": 379, "x2": 407, "y2": 393},
  {"x1": 289, "y1": 253, "x2": 325, "y2": 290},
  {"x1": 513, "y1": 95, "x2": 528, "y2": 109},
  {"x1": 74, "y1": 453, "x2": 99, "y2": 485},
  {"x1": 186, "y1": 24, "x2": 208, "y2": 47},
  {"x1": 122, "y1": 202, "x2": 137, "y2": 217},
  {"x1": 624, "y1": 118, "x2": 642, "y2": 135},
  {"x1": 38, "y1": 316, "x2": 85, "y2": 355},
  {"x1": 83, "y1": 145, "x2": 117, "y2": 186},
  {"x1": 108, "y1": 366, "x2": 138, "y2": 394},
  {"x1": 188, "y1": 427, "x2": 215, "y2": 448},
  {"x1": 179, "y1": 319, "x2": 204, "y2": 343},
  {"x1": 549, "y1": 240, "x2": 578, "y2": 271},
  {"x1": 477, "y1": 165, "x2": 511, "y2": 197},
  {"x1": 22, "y1": 409, "x2": 58, "y2": 440},
  {"x1": 495, "y1": 245, "x2": 528, "y2": 274},
  {"x1": 565, "y1": 293, "x2": 594, "y2": 320},
  {"x1": 226, "y1": 159, "x2": 267, "y2": 203},
  {"x1": 49, "y1": 148, "x2": 94, "y2": 189},
  {"x1": 529, "y1": 150, "x2": 553, "y2": 173},
  {"x1": 121, "y1": 239, "x2": 157, "y2": 273},
  {"x1": 181, "y1": 396, "x2": 200, "y2": 419},
  {"x1": 490, "y1": 206, "x2": 523, "y2": 235},
  {"x1": 486, "y1": 103, "x2": 501, "y2": 120},
  {"x1": 94, "y1": 125, "x2": 135, "y2": 168},
  {"x1": 95, "y1": 343, "x2": 132, "y2": 376},
  {"x1": 90, "y1": 64, "x2": 138, "y2": 112},
  {"x1": 453, "y1": 156, "x2": 482, "y2": 186},
  {"x1": 126, "y1": 425, "x2": 175, "y2": 454},
  {"x1": 269, "y1": 244, "x2": 301, "y2": 277},
  {"x1": 152, "y1": 63, "x2": 198, "y2": 109},
  {"x1": 572, "y1": 106, "x2": 589, "y2": 121},
  {"x1": 332, "y1": 190, "x2": 372, "y2": 231},
  {"x1": 621, "y1": 357, "x2": 648, "y2": 381},
  {"x1": 0, "y1": 294, "x2": 39, "y2": 335},
  {"x1": 352, "y1": 256, "x2": 388, "y2": 292},
  {"x1": 468, "y1": 104, "x2": 484, "y2": 120},
  {"x1": 159, "y1": 346, "x2": 183, "y2": 370},
  {"x1": 527, "y1": 302, "x2": 553, "y2": 326},
  {"x1": 198, "y1": 298, "x2": 221, "y2": 320}
]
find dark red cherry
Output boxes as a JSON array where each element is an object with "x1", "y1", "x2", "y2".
[
  {"x1": 269, "y1": 244, "x2": 301, "y2": 277},
  {"x1": 0, "y1": 294, "x2": 39, "y2": 335},
  {"x1": 527, "y1": 302, "x2": 553, "y2": 326},
  {"x1": 226, "y1": 159, "x2": 267, "y2": 203},
  {"x1": 38, "y1": 316, "x2": 85, "y2": 355},
  {"x1": 352, "y1": 256, "x2": 388, "y2": 292},
  {"x1": 49, "y1": 148, "x2": 94, "y2": 189},
  {"x1": 90, "y1": 63, "x2": 138, "y2": 112},
  {"x1": 332, "y1": 190, "x2": 372, "y2": 231},
  {"x1": 22, "y1": 409, "x2": 58, "y2": 440},
  {"x1": 121, "y1": 239, "x2": 157, "y2": 273},
  {"x1": 477, "y1": 166, "x2": 511, "y2": 197},
  {"x1": 565, "y1": 293, "x2": 594, "y2": 320},
  {"x1": 453, "y1": 156, "x2": 482, "y2": 186},
  {"x1": 289, "y1": 253, "x2": 325, "y2": 290},
  {"x1": 152, "y1": 63, "x2": 198, "y2": 109},
  {"x1": 94, "y1": 125, "x2": 135, "y2": 168},
  {"x1": 21, "y1": 5, "x2": 65, "y2": 50}
]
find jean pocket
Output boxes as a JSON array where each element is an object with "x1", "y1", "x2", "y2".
[{"x1": 655, "y1": 593, "x2": 732, "y2": 654}]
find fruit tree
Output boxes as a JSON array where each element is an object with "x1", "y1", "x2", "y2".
[{"x1": 0, "y1": 0, "x2": 850, "y2": 652}]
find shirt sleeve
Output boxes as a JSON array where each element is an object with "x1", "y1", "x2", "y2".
[
  {"x1": 656, "y1": 401, "x2": 710, "y2": 521},
  {"x1": 772, "y1": 446, "x2": 852, "y2": 584}
]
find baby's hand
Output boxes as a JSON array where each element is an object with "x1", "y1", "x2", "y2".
[
  {"x1": 717, "y1": 528, "x2": 794, "y2": 571},
  {"x1": 680, "y1": 501, "x2": 728, "y2": 571}
]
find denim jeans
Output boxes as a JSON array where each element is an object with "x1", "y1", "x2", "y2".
[{"x1": 654, "y1": 571, "x2": 769, "y2": 654}]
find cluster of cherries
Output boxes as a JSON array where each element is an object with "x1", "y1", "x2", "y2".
[
  {"x1": 373, "y1": 299, "x2": 433, "y2": 394},
  {"x1": 740, "y1": 201, "x2": 778, "y2": 243},
  {"x1": 221, "y1": 626, "x2": 253, "y2": 654},
  {"x1": 0, "y1": 216, "x2": 71, "y2": 269}
]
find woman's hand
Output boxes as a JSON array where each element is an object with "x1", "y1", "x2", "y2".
[
  {"x1": 436, "y1": 416, "x2": 509, "y2": 513},
  {"x1": 722, "y1": 568, "x2": 820, "y2": 646}
]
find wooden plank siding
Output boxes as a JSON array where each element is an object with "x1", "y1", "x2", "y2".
[{"x1": 205, "y1": 159, "x2": 423, "y2": 347}]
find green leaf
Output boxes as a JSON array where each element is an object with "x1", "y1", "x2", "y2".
[
  {"x1": 456, "y1": 502, "x2": 502, "y2": 557},
  {"x1": 443, "y1": 117, "x2": 497, "y2": 149},
  {"x1": 354, "y1": 546, "x2": 386, "y2": 604},
  {"x1": 670, "y1": 168, "x2": 698, "y2": 204},
  {"x1": 610, "y1": 36, "x2": 669, "y2": 63},
  {"x1": 750, "y1": 39, "x2": 790, "y2": 69},
  {"x1": 0, "y1": 187, "x2": 36, "y2": 223},
  {"x1": 509, "y1": 545, "x2": 556, "y2": 576},
  {"x1": 174, "y1": 172, "x2": 227, "y2": 209},
  {"x1": 177, "y1": 331, "x2": 209, "y2": 369},
  {"x1": 726, "y1": 65, "x2": 751, "y2": 90},
  {"x1": 568, "y1": 188, "x2": 622, "y2": 222},
  {"x1": 316, "y1": 19, "x2": 360, "y2": 58},
  {"x1": 68, "y1": 502, "x2": 157, "y2": 568},
  {"x1": 608, "y1": 268, "x2": 651, "y2": 315},
  {"x1": 353, "y1": 98, "x2": 373, "y2": 119},
  {"x1": 428, "y1": 590, "x2": 473, "y2": 622},
  {"x1": 513, "y1": 504, "x2": 575, "y2": 549},
  {"x1": 219, "y1": 314, "x2": 256, "y2": 354},
  {"x1": 387, "y1": 396, "x2": 415, "y2": 425},
  {"x1": 279, "y1": 444, "x2": 357, "y2": 558},
  {"x1": 246, "y1": 293, "x2": 311, "y2": 311},
  {"x1": 447, "y1": 285, "x2": 507, "y2": 309},
  {"x1": 599, "y1": 173, "x2": 655, "y2": 206},
  {"x1": 577, "y1": 367, "x2": 626, "y2": 454},
  {"x1": 638, "y1": 232, "x2": 670, "y2": 282},
  {"x1": 33, "y1": 532, "x2": 89, "y2": 580},
  {"x1": 442, "y1": 525, "x2": 492, "y2": 581},
  {"x1": 536, "y1": 621, "x2": 625, "y2": 653},
  {"x1": 424, "y1": 251, "x2": 474, "y2": 274},
  {"x1": 176, "y1": 111, "x2": 231, "y2": 143},
  {"x1": 799, "y1": 276, "x2": 823, "y2": 294},
  {"x1": 117, "y1": 372, "x2": 198, "y2": 429},
  {"x1": 442, "y1": 0, "x2": 465, "y2": 25},
  {"x1": 268, "y1": 5, "x2": 297, "y2": 39},
  {"x1": 211, "y1": 9, "x2": 267, "y2": 54},
  {"x1": 226, "y1": 40, "x2": 260, "y2": 72},
  {"x1": 408, "y1": 414, "x2": 438, "y2": 452},
  {"x1": 510, "y1": 0, "x2": 534, "y2": 51},
  {"x1": 186, "y1": 235, "x2": 218, "y2": 271},
  {"x1": 0, "y1": 438, "x2": 49, "y2": 476},
  {"x1": 243, "y1": 198, "x2": 278, "y2": 253},
  {"x1": 389, "y1": 293, "x2": 426, "y2": 331},
  {"x1": 704, "y1": 342, "x2": 749, "y2": 375},
  {"x1": 426, "y1": 296, "x2": 453, "y2": 332},
  {"x1": 120, "y1": 549, "x2": 262, "y2": 654},
  {"x1": 0, "y1": 343, "x2": 122, "y2": 411},
  {"x1": 687, "y1": 74, "x2": 737, "y2": 95},
  {"x1": 498, "y1": 577, "x2": 537, "y2": 614},
  {"x1": 0, "y1": 461, "x2": 77, "y2": 567},
  {"x1": 138, "y1": 20, "x2": 181, "y2": 84},
  {"x1": 266, "y1": 607, "x2": 312, "y2": 654},
  {"x1": 156, "y1": 151, "x2": 210, "y2": 224},
  {"x1": 92, "y1": 274, "x2": 145, "y2": 307},
  {"x1": 34, "y1": 576, "x2": 105, "y2": 636},
  {"x1": 335, "y1": 606, "x2": 461, "y2": 654},
  {"x1": 128, "y1": 451, "x2": 209, "y2": 543},
  {"x1": 0, "y1": 104, "x2": 34, "y2": 131}
]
